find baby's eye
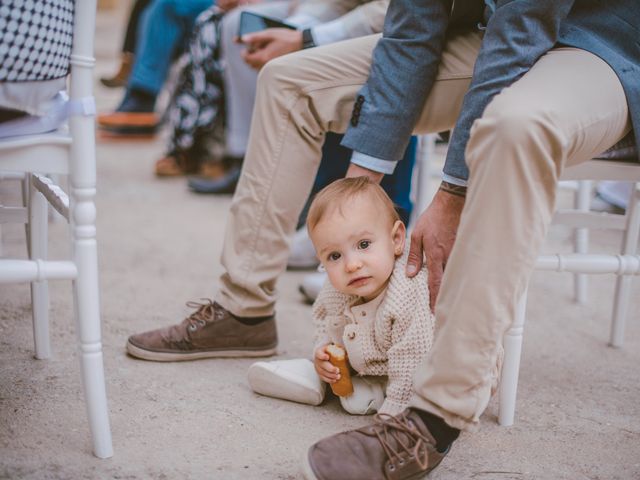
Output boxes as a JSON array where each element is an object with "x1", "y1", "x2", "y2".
[
  {"x1": 328, "y1": 252, "x2": 341, "y2": 261},
  {"x1": 358, "y1": 240, "x2": 371, "y2": 250}
]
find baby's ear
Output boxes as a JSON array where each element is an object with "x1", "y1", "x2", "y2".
[{"x1": 391, "y1": 220, "x2": 406, "y2": 256}]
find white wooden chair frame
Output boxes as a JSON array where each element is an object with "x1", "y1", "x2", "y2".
[
  {"x1": 498, "y1": 160, "x2": 640, "y2": 426},
  {"x1": 0, "y1": 0, "x2": 113, "y2": 458}
]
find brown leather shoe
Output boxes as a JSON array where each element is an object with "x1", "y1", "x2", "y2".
[
  {"x1": 100, "y1": 52, "x2": 134, "y2": 88},
  {"x1": 302, "y1": 409, "x2": 448, "y2": 480},
  {"x1": 154, "y1": 153, "x2": 199, "y2": 177},
  {"x1": 126, "y1": 300, "x2": 278, "y2": 361},
  {"x1": 97, "y1": 111, "x2": 159, "y2": 128}
]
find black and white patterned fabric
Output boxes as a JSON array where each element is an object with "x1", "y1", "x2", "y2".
[
  {"x1": 167, "y1": 7, "x2": 225, "y2": 161},
  {"x1": 0, "y1": 0, "x2": 74, "y2": 82}
]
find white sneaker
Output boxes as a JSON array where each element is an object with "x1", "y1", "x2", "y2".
[
  {"x1": 287, "y1": 228, "x2": 319, "y2": 270},
  {"x1": 248, "y1": 358, "x2": 326, "y2": 406},
  {"x1": 299, "y1": 272, "x2": 327, "y2": 303},
  {"x1": 339, "y1": 376, "x2": 386, "y2": 415}
]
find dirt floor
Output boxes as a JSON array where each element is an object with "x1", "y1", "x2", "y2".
[{"x1": 1, "y1": 2, "x2": 639, "y2": 479}]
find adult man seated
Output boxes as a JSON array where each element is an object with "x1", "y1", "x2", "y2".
[{"x1": 127, "y1": 0, "x2": 639, "y2": 477}]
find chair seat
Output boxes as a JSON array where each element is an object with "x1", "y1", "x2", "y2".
[
  {"x1": 0, "y1": 131, "x2": 71, "y2": 175},
  {"x1": 561, "y1": 158, "x2": 640, "y2": 182}
]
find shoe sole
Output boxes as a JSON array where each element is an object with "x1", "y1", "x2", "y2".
[
  {"x1": 300, "y1": 450, "x2": 319, "y2": 480},
  {"x1": 126, "y1": 341, "x2": 277, "y2": 361}
]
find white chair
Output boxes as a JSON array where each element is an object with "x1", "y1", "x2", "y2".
[
  {"x1": 0, "y1": 0, "x2": 113, "y2": 458},
  {"x1": 499, "y1": 158, "x2": 640, "y2": 426}
]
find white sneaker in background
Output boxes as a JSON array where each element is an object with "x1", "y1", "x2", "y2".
[
  {"x1": 339, "y1": 376, "x2": 386, "y2": 415},
  {"x1": 299, "y1": 272, "x2": 327, "y2": 303},
  {"x1": 248, "y1": 358, "x2": 326, "y2": 406},
  {"x1": 594, "y1": 181, "x2": 631, "y2": 212},
  {"x1": 287, "y1": 227, "x2": 319, "y2": 270}
]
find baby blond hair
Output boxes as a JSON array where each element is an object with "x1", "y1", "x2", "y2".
[{"x1": 306, "y1": 177, "x2": 401, "y2": 233}]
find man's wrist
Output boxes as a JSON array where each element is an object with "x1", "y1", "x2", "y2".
[{"x1": 438, "y1": 180, "x2": 467, "y2": 198}]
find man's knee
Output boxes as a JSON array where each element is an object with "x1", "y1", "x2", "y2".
[
  {"x1": 256, "y1": 54, "x2": 302, "y2": 98},
  {"x1": 467, "y1": 92, "x2": 566, "y2": 172}
]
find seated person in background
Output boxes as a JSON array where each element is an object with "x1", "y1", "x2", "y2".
[
  {"x1": 0, "y1": 0, "x2": 74, "y2": 137},
  {"x1": 248, "y1": 177, "x2": 435, "y2": 416},
  {"x1": 97, "y1": 0, "x2": 218, "y2": 134},
  {"x1": 154, "y1": 0, "x2": 391, "y2": 191},
  {"x1": 99, "y1": 0, "x2": 152, "y2": 88}
]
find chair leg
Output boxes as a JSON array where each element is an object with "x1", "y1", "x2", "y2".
[
  {"x1": 70, "y1": 180, "x2": 113, "y2": 458},
  {"x1": 573, "y1": 180, "x2": 591, "y2": 304},
  {"x1": 498, "y1": 289, "x2": 528, "y2": 426},
  {"x1": 29, "y1": 174, "x2": 51, "y2": 360},
  {"x1": 610, "y1": 183, "x2": 640, "y2": 347}
]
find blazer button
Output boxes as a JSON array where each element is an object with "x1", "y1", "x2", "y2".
[{"x1": 347, "y1": 331, "x2": 356, "y2": 340}]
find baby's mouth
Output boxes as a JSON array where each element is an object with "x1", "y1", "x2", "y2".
[{"x1": 348, "y1": 276, "x2": 371, "y2": 287}]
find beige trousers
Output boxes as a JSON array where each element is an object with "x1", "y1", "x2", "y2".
[{"x1": 216, "y1": 32, "x2": 630, "y2": 429}]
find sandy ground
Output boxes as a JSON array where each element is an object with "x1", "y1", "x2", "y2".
[{"x1": 1, "y1": 3, "x2": 640, "y2": 479}]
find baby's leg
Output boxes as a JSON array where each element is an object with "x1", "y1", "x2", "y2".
[{"x1": 340, "y1": 376, "x2": 386, "y2": 415}]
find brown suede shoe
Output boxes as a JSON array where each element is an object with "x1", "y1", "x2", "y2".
[
  {"x1": 302, "y1": 409, "x2": 448, "y2": 480},
  {"x1": 126, "y1": 300, "x2": 277, "y2": 361}
]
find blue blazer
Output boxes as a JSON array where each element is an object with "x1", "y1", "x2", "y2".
[{"x1": 342, "y1": 0, "x2": 640, "y2": 182}]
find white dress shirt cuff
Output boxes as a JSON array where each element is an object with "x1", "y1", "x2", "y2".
[
  {"x1": 441, "y1": 173, "x2": 468, "y2": 187},
  {"x1": 311, "y1": 20, "x2": 348, "y2": 46},
  {"x1": 351, "y1": 151, "x2": 397, "y2": 175}
]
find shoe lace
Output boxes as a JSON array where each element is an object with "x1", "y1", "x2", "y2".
[
  {"x1": 370, "y1": 412, "x2": 432, "y2": 471},
  {"x1": 184, "y1": 298, "x2": 221, "y2": 331}
]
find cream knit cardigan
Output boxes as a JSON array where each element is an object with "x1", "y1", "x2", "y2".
[{"x1": 312, "y1": 253, "x2": 435, "y2": 415}]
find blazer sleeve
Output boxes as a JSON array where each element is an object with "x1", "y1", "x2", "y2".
[
  {"x1": 341, "y1": 0, "x2": 453, "y2": 163},
  {"x1": 443, "y1": 0, "x2": 576, "y2": 181}
]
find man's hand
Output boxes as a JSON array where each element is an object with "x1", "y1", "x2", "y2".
[
  {"x1": 345, "y1": 162, "x2": 384, "y2": 183},
  {"x1": 406, "y1": 187, "x2": 465, "y2": 311},
  {"x1": 314, "y1": 344, "x2": 341, "y2": 384},
  {"x1": 240, "y1": 28, "x2": 303, "y2": 69}
]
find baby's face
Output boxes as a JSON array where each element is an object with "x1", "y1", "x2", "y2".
[{"x1": 310, "y1": 196, "x2": 405, "y2": 301}]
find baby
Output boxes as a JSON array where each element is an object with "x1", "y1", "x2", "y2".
[{"x1": 248, "y1": 177, "x2": 435, "y2": 415}]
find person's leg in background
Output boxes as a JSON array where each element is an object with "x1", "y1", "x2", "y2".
[
  {"x1": 100, "y1": 0, "x2": 152, "y2": 88},
  {"x1": 302, "y1": 46, "x2": 631, "y2": 480},
  {"x1": 187, "y1": 0, "x2": 292, "y2": 193},
  {"x1": 98, "y1": 0, "x2": 214, "y2": 134},
  {"x1": 155, "y1": 6, "x2": 226, "y2": 177}
]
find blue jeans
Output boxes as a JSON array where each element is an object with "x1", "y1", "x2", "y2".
[
  {"x1": 298, "y1": 134, "x2": 417, "y2": 228},
  {"x1": 128, "y1": 0, "x2": 214, "y2": 95}
]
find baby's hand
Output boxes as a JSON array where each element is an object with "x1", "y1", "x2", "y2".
[{"x1": 314, "y1": 344, "x2": 341, "y2": 384}]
